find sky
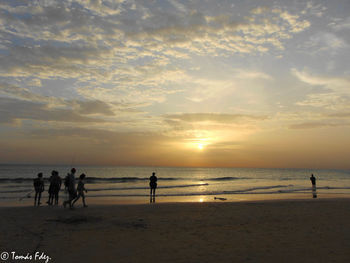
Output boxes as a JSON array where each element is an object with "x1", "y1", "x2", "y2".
[{"x1": 0, "y1": 0, "x2": 350, "y2": 169}]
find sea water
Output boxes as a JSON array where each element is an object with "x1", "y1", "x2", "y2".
[{"x1": 1, "y1": 164, "x2": 350, "y2": 205}]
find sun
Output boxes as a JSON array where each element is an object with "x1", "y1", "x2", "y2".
[{"x1": 198, "y1": 143, "x2": 204, "y2": 150}]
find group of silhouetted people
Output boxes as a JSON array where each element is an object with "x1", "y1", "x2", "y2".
[
  {"x1": 34, "y1": 169, "x2": 159, "y2": 207},
  {"x1": 33, "y1": 168, "x2": 87, "y2": 208}
]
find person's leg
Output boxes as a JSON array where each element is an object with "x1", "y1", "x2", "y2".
[
  {"x1": 63, "y1": 192, "x2": 70, "y2": 208},
  {"x1": 47, "y1": 194, "x2": 52, "y2": 205},
  {"x1": 69, "y1": 197, "x2": 73, "y2": 208},
  {"x1": 55, "y1": 192, "x2": 59, "y2": 205},
  {"x1": 38, "y1": 192, "x2": 42, "y2": 205},
  {"x1": 72, "y1": 193, "x2": 81, "y2": 206},
  {"x1": 69, "y1": 191, "x2": 76, "y2": 208},
  {"x1": 34, "y1": 192, "x2": 38, "y2": 206},
  {"x1": 65, "y1": 195, "x2": 72, "y2": 208},
  {"x1": 82, "y1": 192, "x2": 87, "y2": 207},
  {"x1": 151, "y1": 188, "x2": 156, "y2": 202}
]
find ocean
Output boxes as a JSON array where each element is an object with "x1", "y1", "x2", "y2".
[{"x1": 1, "y1": 164, "x2": 350, "y2": 205}]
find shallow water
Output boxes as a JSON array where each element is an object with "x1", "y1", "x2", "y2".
[{"x1": 1, "y1": 164, "x2": 350, "y2": 205}]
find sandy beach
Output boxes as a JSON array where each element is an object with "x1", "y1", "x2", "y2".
[{"x1": 1, "y1": 199, "x2": 350, "y2": 263}]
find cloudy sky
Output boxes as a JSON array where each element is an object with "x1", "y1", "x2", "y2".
[{"x1": 0, "y1": 0, "x2": 349, "y2": 169}]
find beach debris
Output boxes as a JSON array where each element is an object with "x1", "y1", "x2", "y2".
[{"x1": 214, "y1": 197, "x2": 227, "y2": 201}]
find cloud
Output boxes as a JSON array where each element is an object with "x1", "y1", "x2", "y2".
[
  {"x1": 276, "y1": 9, "x2": 311, "y2": 33},
  {"x1": 0, "y1": 1, "x2": 311, "y2": 82},
  {"x1": 74, "y1": 100, "x2": 115, "y2": 116},
  {"x1": 0, "y1": 97, "x2": 108, "y2": 124},
  {"x1": 327, "y1": 112, "x2": 350, "y2": 118},
  {"x1": 289, "y1": 121, "x2": 348, "y2": 129},
  {"x1": 0, "y1": 82, "x2": 121, "y2": 116},
  {"x1": 0, "y1": 1, "x2": 313, "y2": 119},
  {"x1": 292, "y1": 69, "x2": 350, "y2": 110},
  {"x1": 164, "y1": 113, "x2": 268, "y2": 123},
  {"x1": 303, "y1": 33, "x2": 348, "y2": 54},
  {"x1": 329, "y1": 17, "x2": 350, "y2": 31},
  {"x1": 0, "y1": 126, "x2": 180, "y2": 165},
  {"x1": 292, "y1": 68, "x2": 350, "y2": 90},
  {"x1": 0, "y1": 82, "x2": 53, "y2": 102}
]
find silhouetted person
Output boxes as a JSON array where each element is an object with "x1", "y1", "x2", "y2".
[
  {"x1": 72, "y1": 173, "x2": 88, "y2": 208},
  {"x1": 47, "y1": 170, "x2": 62, "y2": 205},
  {"x1": 33, "y1": 173, "x2": 44, "y2": 206},
  {"x1": 47, "y1": 170, "x2": 55, "y2": 205},
  {"x1": 310, "y1": 174, "x2": 316, "y2": 186},
  {"x1": 310, "y1": 174, "x2": 317, "y2": 198},
  {"x1": 149, "y1": 172, "x2": 157, "y2": 203},
  {"x1": 63, "y1": 168, "x2": 77, "y2": 209}
]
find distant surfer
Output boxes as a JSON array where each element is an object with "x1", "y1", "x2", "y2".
[
  {"x1": 310, "y1": 174, "x2": 317, "y2": 198},
  {"x1": 33, "y1": 173, "x2": 44, "y2": 206},
  {"x1": 149, "y1": 172, "x2": 157, "y2": 203}
]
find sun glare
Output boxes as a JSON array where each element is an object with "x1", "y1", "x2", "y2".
[{"x1": 198, "y1": 144, "x2": 204, "y2": 150}]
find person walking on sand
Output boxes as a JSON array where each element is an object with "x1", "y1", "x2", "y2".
[
  {"x1": 72, "y1": 173, "x2": 88, "y2": 208},
  {"x1": 33, "y1": 173, "x2": 44, "y2": 206},
  {"x1": 149, "y1": 172, "x2": 157, "y2": 203},
  {"x1": 310, "y1": 174, "x2": 317, "y2": 198},
  {"x1": 63, "y1": 168, "x2": 77, "y2": 208}
]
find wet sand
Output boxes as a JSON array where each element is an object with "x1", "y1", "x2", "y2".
[{"x1": 1, "y1": 199, "x2": 350, "y2": 263}]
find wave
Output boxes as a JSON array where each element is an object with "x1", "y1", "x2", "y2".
[
  {"x1": 85, "y1": 177, "x2": 179, "y2": 183},
  {"x1": 2, "y1": 185, "x2": 350, "y2": 200},
  {"x1": 0, "y1": 176, "x2": 248, "y2": 184},
  {"x1": 205, "y1": 177, "x2": 249, "y2": 181},
  {"x1": 223, "y1": 185, "x2": 293, "y2": 194},
  {"x1": 0, "y1": 183, "x2": 208, "y2": 194},
  {"x1": 88, "y1": 183, "x2": 208, "y2": 192},
  {"x1": 0, "y1": 177, "x2": 179, "y2": 184},
  {"x1": 82, "y1": 185, "x2": 350, "y2": 197}
]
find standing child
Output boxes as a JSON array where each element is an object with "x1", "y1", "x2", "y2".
[
  {"x1": 33, "y1": 173, "x2": 44, "y2": 206},
  {"x1": 72, "y1": 173, "x2": 88, "y2": 208}
]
